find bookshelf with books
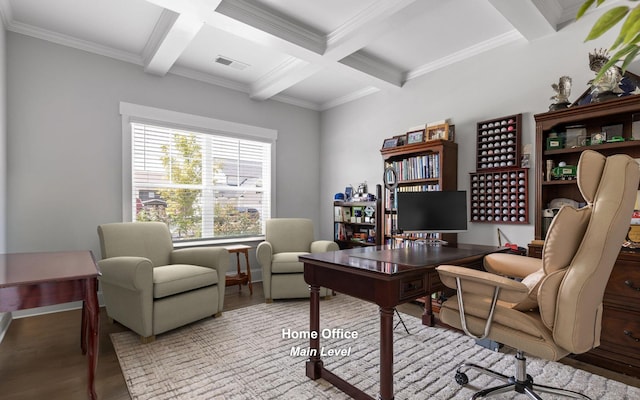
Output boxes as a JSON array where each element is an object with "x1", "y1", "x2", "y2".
[
  {"x1": 380, "y1": 139, "x2": 458, "y2": 244},
  {"x1": 333, "y1": 185, "x2": 383, "y2": 249}
]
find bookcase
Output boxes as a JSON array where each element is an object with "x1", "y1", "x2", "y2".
[
  {"x1": 379, "y1": 139, "x2": 458, "y2": 244},
  {"x1": 333, "y1": 185, "x2": 383, "y2": 249},
  {"x1": 532, "y1": 95, "x2": 640, "y2": 378}
]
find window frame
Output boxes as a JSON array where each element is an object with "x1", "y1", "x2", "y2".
[{"x1": 120, "y1": 102, "x2": 277, "y2": 243}]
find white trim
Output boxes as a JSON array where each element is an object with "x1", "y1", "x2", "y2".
[{"x1": 119, "y1": 102, "x2": 277, "y2": 141}]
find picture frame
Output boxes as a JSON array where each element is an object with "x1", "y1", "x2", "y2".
[
  {"x1": 426, "y1": 123, "x2": 449, "y2": 141},
  {"x1": 406, "y1": 129, "x2": 425, "y2": 144},
  {"x1": 601, "y1": 123, "x2": 623, "y2": 140},
  {"x1": 382, "y1": 137, "x2": 398, "y2": 148},
  {"x1": 394, "y1": 134, "x2": 406, "y2": 146}
]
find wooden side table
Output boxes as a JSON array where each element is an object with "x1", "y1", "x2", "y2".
[{"x1": 225, "y1": 244, "x2": 253, "y2": 294}]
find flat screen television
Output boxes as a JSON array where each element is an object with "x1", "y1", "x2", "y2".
[{"x1": 396, "y1": 190, "x2": 468, "y2": 233}]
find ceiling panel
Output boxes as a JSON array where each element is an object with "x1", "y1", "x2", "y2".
[
  {"x1": 175, "y1": 25, "x2": 292, "y2": 84},
  {"x1": 9, "y1": 0, "x2": 162, "y2": 55},
  {"x1": 362, "y1": 0, "x2": 517, "y2": 72}
]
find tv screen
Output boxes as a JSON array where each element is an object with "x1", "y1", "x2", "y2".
[{"x1": 397, "y1": 190, "x2": 468, "y2": 233}]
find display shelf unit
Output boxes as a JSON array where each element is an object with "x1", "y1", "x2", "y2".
[
  {"x1": 333, "y1": 185, "x2": 383, "y2": 249},
  {"x1": 469, "y1": 169, "x2": 528, "y2": 223},
  {"x1": 380, "y1": 139, "x2": 458, "y2": 244},
  {"x1": 532, "y1": 95, "x2": 640, "y2": 378},
  {"x1": 476, "y1": 114, "x2": 522, "y2": 171},
  {"x1": 534, "y1": 95, "x2": 640, "y2": 240}
]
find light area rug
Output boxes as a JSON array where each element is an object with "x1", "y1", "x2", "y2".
[{"x1": 111, "y1": 295, "x2": 640, "y2": 399}]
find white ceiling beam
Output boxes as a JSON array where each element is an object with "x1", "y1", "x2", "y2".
[
  {"x1": 142, "y1": 9, "x2": 204, "y2": 76},
  {"x1": 250, "y1": 57, "x2": 323, "y2": 101},
  {"x1": 148, "y1": 0, "x2": 410, "y2": 99},
  {"x1": 488, "y1": 0, "x2": 556, "y2": 41}
]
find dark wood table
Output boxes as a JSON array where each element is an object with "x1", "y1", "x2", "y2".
[
  {"x1": 301, "y1": 243, "x2": 502, "y2": 400},
  {"x1": 0, "y1": 251, "x2": 101, "y2": 400}
]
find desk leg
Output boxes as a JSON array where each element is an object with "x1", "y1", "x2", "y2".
[
  {"x1": 306, "y1": 284, "x2": 322, "y2": 379},
  {"x1": 83, "y1": 277, "x2": 99, "y2": 400},
  {"x1": 379, "y1": 307, "x2": 394, "y2": 400},
  {"x1": 422, "y1": 298, "x2": 435, "y2": 327}
]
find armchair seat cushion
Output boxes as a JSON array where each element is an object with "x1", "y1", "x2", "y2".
[
  {"x1": 271, "y1": 252, "x2": 309, "y2": 273},
  {"x1": 153, "y1": 264, "x2": 219, "y2": 299}
]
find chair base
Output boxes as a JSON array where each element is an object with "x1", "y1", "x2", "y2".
[
  {"x1": 455, "y1": 351, "x2": 591, "y2": 399},
  {"x1": 140, "y1": 335, "x2": 156, "y2": 344}
]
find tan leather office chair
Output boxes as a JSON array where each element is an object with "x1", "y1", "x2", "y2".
[
  {"x1": 257, "y1": 218, "x2": 338, "y2": 302},
  {"x1": 437, "y1": 150, "x2": 640, "y2": 399},
  {"x1": 98, "y1": 222, "x2": 229, "y2": 342}
]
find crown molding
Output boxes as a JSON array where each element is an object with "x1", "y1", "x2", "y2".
[
  {"x1": 215, "y1": 0, "x2": 325, "y2": 55},
  {"x1": 6, "y1": 19, "x2": 144, "y2": 66},
  {"x1": 406, "y1": 30, "x2": 523, "y2": 82}
]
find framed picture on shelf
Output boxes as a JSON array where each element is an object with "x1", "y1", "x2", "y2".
[
  {"x1": 394, "y1": 134, "x2": 406, "y2": 146},
  {"x1": 382, "y1": 137, "x2": 398, "y2": 148},
  {"x1": 426, "y1": 123, "x2": 449, "y2": 141},
  {"x1": 406, "y1": 129, "x2": 424, "y2": 144}
]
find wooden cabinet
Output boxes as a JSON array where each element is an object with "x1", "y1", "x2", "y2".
[
  {"x1": 333, "y1": 185, "x2": 383, "y2": 249},
  {"x1": 532, "y1": 95, "x2": 640, "y2": 378},
  {"x1": 534, "y1": 95, "x2": 640, "y2": 240},
  {"x1": 379, "y1": 139, "x2": 458, "y2": 244}
]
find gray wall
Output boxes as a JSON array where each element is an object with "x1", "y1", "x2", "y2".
[
  {"x1": 6, "y1": 32, "x2": 321, "y2": 262},
  {"x1": 0, "y1": 10, "x2": 6, "y2": 253},
  {"x1": 319, "y1": 11, "x2": 618, "y2": 248}
]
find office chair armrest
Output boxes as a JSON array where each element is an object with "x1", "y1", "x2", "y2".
[
  {"x1": 97, "y1": 256, "x2": 153, "y2": 291},
  {"x1": 310, "y1": 240, "x2": 339, "y2": 253},
  {"x1": 437, "y1": 264, "x2": 529, "y2": 304},
  {"x1": 483, "y1": 253, "x2": 542, "y2": 278},
  {"x1": 171, "y1": 247, "x2": 229, "y2": 276}
]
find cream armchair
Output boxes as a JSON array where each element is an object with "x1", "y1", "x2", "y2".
[
  {"x1": 257, "y1": 218, "x2": 338, "y2": 302},
  {"x1": 97, "y1": 222, "x2": 229, "y2": 342},
  {"x1": 437, "y1": 150, "x2": 640, "y2": 399}
]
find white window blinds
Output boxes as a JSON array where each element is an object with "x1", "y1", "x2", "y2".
[{"x1": 131, "y1": 122, "x2": 272, "y2": 241}]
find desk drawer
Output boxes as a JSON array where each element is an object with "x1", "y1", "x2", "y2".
[
  {"x1": 399, "y1": 275, "x2": 426, "y2": 301},
  {"x1": 599, "y1": 306, "x2": 640, "y2": 359},
  {"x1": 605, "y1": 259, "x2": 640, "y2": 307}
]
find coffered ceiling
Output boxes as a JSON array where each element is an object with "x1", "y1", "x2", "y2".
[{"x1": 0, "y1": 0, "x2": 598, "y2": 110}]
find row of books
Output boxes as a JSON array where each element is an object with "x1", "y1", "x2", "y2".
[
  {"x1": 384, "y1": 185, "x2": 440, "y2": 210},
  {"x1": 386, "y1": 153, "x2": 440, "y2": 182}
]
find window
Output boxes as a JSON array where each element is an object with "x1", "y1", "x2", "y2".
[{"x1": 121, "y1": 103, "x2": 276, "y2": 242}]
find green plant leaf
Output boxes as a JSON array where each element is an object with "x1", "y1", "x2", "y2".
[
  {"x1": 597, "y1": 0, "x2": 607, "y2": 5},
  {"x1": 621, "y1": 46, "x2": 640, "y2": 72},
  {"x1": 622, "y1": 6, "x2": 640, "y2": 43},
  {"x1": 585, "y1": 6, "x2": 630, "y2": 41},
  {"x1": 577, "y1": 0, "x2": 596, "y2": 20}
]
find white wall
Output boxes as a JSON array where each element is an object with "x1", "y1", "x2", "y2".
[
  {"x1": 6, "y1": 32, "x2": 321, "y2": 260},
  {"x1": 319, "y1": 11, "x2": 619, "y2": 248}
]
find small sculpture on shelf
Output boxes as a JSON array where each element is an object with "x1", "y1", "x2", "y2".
[
  {"x1": 588, "y1": 48, "x2": 623, "y2": 103},
  {"x1": 549, "y1": 76, "x2": 572, "y2": 110}
]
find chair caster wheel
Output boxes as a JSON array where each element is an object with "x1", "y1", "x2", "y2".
[{"x1": 455, "y1": 372, "x2": 469, "y2": 385}]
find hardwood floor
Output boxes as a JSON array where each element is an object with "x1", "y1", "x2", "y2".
[
  {"x1": 1, "y1": 284, "x2": 638, "y2": 399},
  {"x1": 0, "y1": 282, "x2": 265, "y2": 400}
]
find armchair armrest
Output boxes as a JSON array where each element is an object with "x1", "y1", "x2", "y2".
[
  {"x1": 310, "y1": 240, "x2": 339, "y2": 253},
  {"x1": 483, "y1": 253, "x2": 542, "y2": 278},
  {"x1": 171, "y1": 247, "x2": 229, "y2": 276},
  {"x1": 97, "y1": 256, "x2": 153, "y2": 291},
  {"x1": 437, "y1": 264, "x2": 528, "y2": 304},
  {"x1": 256, "y1": 241, "x2": 273, "y2": 268}
]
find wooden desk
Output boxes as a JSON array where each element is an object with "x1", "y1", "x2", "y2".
[
  {"x1": 0, "y1": 251, "x2": 101, "y2": 400},
  {"x1": 301, "y1": 243, "x2": 502, "y2": 400}
]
